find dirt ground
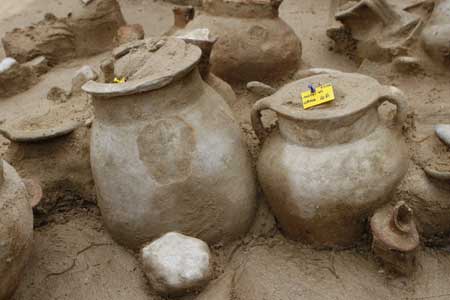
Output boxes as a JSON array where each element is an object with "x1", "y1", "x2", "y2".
[{"x1": 2, "y1": 0, "x2": 450, "y2": 299}]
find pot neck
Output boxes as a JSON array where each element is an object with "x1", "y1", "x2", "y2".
[
  {"x1": 277, "y1": 105, "x2": 380, "y2": 147},
  {"x1": 202, "y1": 0, "x2": 282, "y2": 18}
]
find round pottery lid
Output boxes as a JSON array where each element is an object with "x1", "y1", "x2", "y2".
[
  {"x1": 370, "y1": 203, "x2": 419, "y2": 252},
  {"x1": 82, "y1": 38, "x2": 202, "y2": 98},
  {"x1": 265, "y1": 72, "x2": 384, "y2": 121},
  {"x1": 0, "y1": 96, "x2": 92, "y2": 142}
]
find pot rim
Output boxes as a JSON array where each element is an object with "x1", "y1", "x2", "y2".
[
  {"x1": 82, "y1": 39, "x2": 202, "y2": 98},
  {"x1": 261, "y1": 73, "x2": 384, "y2": 123}
]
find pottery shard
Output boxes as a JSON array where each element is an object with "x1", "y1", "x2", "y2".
[
  {"x1": 72, "y1": 65, "x2": 98, "y2": 94},
  {"x1": 22, "y1": 56, "x2": 49, "y2": 76},
  {"x1": 116, "y1": 24, "x2": 145, "y2": 45},
  {"x1": 141, "y1": 232, "x2": 211, "y2": 296},
  {"x1": 2, "y1": 16, "x2": 76, "y2": 65}
]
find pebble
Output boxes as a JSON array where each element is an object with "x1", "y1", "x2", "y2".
[
  {"x1": 435, "y1": 124, "x2": 450, "y2": 147},
  {"x1": 247, "y1": 81, "x2": 276, "y2": 97},
  {"x1": 141, "y1": 232, "x2": 211, "y2": 296}
]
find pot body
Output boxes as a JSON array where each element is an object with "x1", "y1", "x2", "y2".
[
  {"x1": 91, "y1": 70, "x2": 256, "y2": 249},
  {"x1": 0, "y1": 161, "x2": 33, "y2": 300},
  {"x1": 421, "y1": 0, "x2": 450, "y2": 64},
  {"x1": 257, "y1": 108, "x2": 408, "y2": 248},
  {"x1": 183, "y1": 15, "x2": 301, "y2": 83}
]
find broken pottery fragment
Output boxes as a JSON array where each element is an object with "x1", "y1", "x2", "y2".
[
  {"x1": 82, "y1": 37, "x2": 256, "y2": 250},
  {"x1": 371, "y1": 201, "x2": 420, "y2": 275},
  {"x1": 252, "y1": 70, "x2": 409, "y2": 248},
  {"x1": 435, "y1": 124, "x2": 450, "y2": 147},
  {"x1": 328, "y1": 0, "x2": 423, "y2": 63},
  {"x1": 174, "y1": 0, "x2": 302, "y2": 83},
  {"x1": 2, "y1": 0, "x2": 125, "y2": 65},
  {"x1": 0, "y1": 160, "x2": 41, "y2": 300},
  {"x1": 141, "y1": 232, "x2": 211, "y2": 296},
  {"x1": 116, "y1": 24, "x2": 145, "y2": 45},
  {"x1": 176, "y1": 28, "x2": 237, "y2": 105},
  {"x1": 421, "y1": 0, "x2": 450, "y2": 65}
]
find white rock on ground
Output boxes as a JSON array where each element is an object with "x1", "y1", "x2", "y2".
[
  {"x1": 435, "y1": 124, "x2": 450, "y2": 147},
  {"x1": 0, "y1": 57, "x2": 17, "y2": 73},
  {"x1": 72, "y1": 65, "x2": 98, "y2": 94},
  {"x1": 141, "y1": 232, "x2": 211, "y2": 296}
]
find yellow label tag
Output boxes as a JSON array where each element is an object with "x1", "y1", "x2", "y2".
[
  {"x1": 301, "y1": 84, "x2": 335, "y2": 109},
  {"x1": 113, "y1": 77, "x2": 127, "y2": 84}
]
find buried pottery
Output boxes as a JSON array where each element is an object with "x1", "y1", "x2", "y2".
[
  {"x1": 252, "y1": 70, "x2": 409, "y2": 248},
  {"x1": 421, "y1": 0, "x2": 450, "y2": 65},
  {"x1": 82, "y1": 37, "x2": 256, "y2": 249},
  {"x1": 370, "y1": 201, "x2": 420, "y2": 276},
  {"x1": 174, "y1": 0, "x2": 302, "y2": 83},
  {"x1": 0, "y1": 160, "x2": 41, "y2": 300},
  {"x1": 2, "y1": 0, "x2": 125, "y2": 65}
]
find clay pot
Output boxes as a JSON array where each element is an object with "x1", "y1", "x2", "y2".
[
  {"x1": 175, "y1": 0, "x2": 302, "y2": 83},
  {"x1": 0, "y1": 92, "x2": 94, "y2": 205},
  {"x1": 82, "y1": 38, "x2": 256, "y2": 249},
  {"x1": 370, "y1": 201, "x2": 420, "y2": 275},
  {"x1": 251, "y1": 71, "x2": 409, "y2": 248},
  {"x1": 421, "y1": 0, "x2": 450, "y2": 65},
  {"x1": 0, "y1": 160, "x2": 40, "y2": 300}
]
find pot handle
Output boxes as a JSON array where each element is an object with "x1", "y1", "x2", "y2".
[
  {"x1": 378, "y1": 86, "x2": 409, "y2": 126},
  {"x1": 251, "y1": 98, "x2": 273, "y2": 143}
]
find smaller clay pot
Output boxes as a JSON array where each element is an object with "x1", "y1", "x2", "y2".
[
  {"x1": 370, "y1": 201, "x2": 420, "y2": 276},
  {"x1": 0, "y1": 160, "x2": 41, "y2": 300}
]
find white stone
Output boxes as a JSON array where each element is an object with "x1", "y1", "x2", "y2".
[
  {"x1": 141, "y1": 232, "x2": 211, "y2": 296},
  {"x1": 0, "y1": 57, "x2": 17, "y2": 74},
  {"x1": 72, "y1": 65, "x2": 98, "y2": 93},
  {"x1": 435, "y1": 124, "x2": 450, "y2": 147}
]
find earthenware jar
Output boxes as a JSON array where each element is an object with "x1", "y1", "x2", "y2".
[
  {"x1": 177, "y1": 0, "x2": 302, "y2": 83},
  {"x1": 82, "y1": 37, "x2": 256, "y2": 250},
  {"x1": 252, "y1": 71, "x2": 409, "y2": 248},
  {"x1": 0, "y1": 159, "x2": 40, "y2": 300}
]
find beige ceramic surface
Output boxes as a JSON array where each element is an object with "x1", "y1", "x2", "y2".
[{"x1": 252, "y1": 71, "x2": 409, "y2": 248}]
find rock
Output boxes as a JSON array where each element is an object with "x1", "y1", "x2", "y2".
[
  {"x1": 22, "y1": 56, "x2": 49, "y2": 76},
  {"x1": 0, "y1": 57, "x2": 18, "y2": 73},
  {"x1": 116, "y1": 24, "x2": 145, "y2": 45},
  {"x1": 81, "y1": 0, "x2": 94, "y2": 5},
  {"x1": 435, "y1": 124, "x2": 450, "y2": 147},
  {"x1": 141, "y1": 232, "x2": 211, "y2": 296},
  {"x1": 247, "y1": 81, "x2": 276, "y2": 97},
  {"x1": 71, "y1": 65, "x2": 98, "y2": 94}
]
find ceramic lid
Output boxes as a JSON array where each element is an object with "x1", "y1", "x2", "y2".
[
  {"x1": 0, "y1": 95, "x2": 92, "y2": 142},
  {"x1": 82, "y1": 38, "x2": 202, "y2": 98},
  {"x1": 263, "y1": 72, "x2": 385, "y2": 121}
]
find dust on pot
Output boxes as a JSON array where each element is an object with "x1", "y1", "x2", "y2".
[
  {"x1": 82, "y1": 37, "x2": 257, "y2": 250},
  {"x1": 252, "y1": 70, "x2": 409, "y2": 248},
  {"x1": 173, "y1": 0, "x2": 302, "y2": 83}
]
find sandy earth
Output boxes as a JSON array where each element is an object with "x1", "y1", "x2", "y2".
[{"x1": 2, "y1": 0, "x2": 450, "y2": 299}]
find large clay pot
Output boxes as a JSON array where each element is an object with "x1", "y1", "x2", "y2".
[
  {"x1": 176, "y1": 0, "x2": 302, "y2": 83},
  {"x1": 421, "y1": 0, "x2": 450, "y2": 65},
  {"x1": 82, "y1": 38, "x2": 256, "y2": 249},
  {"x1": 251, "y1": 71, "x2": 409, "y2": 248},
  {"x1": 0, "y1": 160, "x2": 35, "y2": 300}
]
